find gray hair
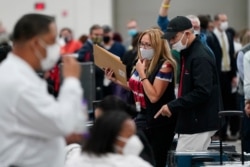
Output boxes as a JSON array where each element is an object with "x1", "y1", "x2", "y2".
[{"x1": 186, "y1": 15, "x2": 200, "y2": 26}]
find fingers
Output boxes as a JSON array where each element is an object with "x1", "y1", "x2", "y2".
[
  {"x1": 104, "y1": 68, "x2": 115, "y2": 81},
  {"x1": 62, "y1": 56, "x2": 80, "y2": 78},
  {"x1": 154, "y1": 109, "x2": 162, "y2": 119},
  {"x1": 154, "y1": 105, "x2": 172, "y2": 119}
]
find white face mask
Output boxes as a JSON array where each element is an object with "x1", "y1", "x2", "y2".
[
  {"x1": 35, "y1": 40, "x2": 60, "y2": 71},
  {"x1": 140, "y1": 48, "x2": 154, "y2": 60},
  {"x1": 116, "y1": 135, "x2": 143, "y2": 156},
  {"x1": 220, "y1": 21, "x2": 228, "y2": 31},
  {"x1": 172, "y1": 33, "x2": 188, "y2": 52}
]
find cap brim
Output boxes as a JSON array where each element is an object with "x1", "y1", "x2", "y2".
[{"x1": 162, "y1": 32, "x2": 177, "y2": 41}]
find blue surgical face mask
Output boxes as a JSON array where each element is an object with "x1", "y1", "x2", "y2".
[
  {"x1": 128, "y1": 29, "x2": 138, "y2": 37},
  {"x1": 140, "y1": 48, "x2": 154, "y2": 60}
]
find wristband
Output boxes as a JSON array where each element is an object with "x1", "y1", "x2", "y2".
[
  {"x1": 162, "y1": 4, "x2": 170, "y2": 8},
  {"x1": 140, "y1": 78, "x2": 147, "y2": 82}
]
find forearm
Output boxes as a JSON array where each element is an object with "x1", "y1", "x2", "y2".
[
  {"x1": 141, "y1": 79, "x2": 159, "y2": 102},
  {"x1": 159, "y1": 0, "x2": 171, "y2": 17},
  {"x1": 136, "y1": 71, "x2": 159, "y2": 101}
]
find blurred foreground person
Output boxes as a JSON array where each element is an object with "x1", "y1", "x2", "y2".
[
  {"x1": 94, "y1": 95, "x2": 155, "y2": 166},
  {"x1": 65, "y1": 112, "x2": 152, "y2": 167},
  {"x1": 0, "y1": 44, "x2": 11, "y2": 63},
  {"x1": 0, "y1": 13, "x2": 87, "y2": 167}
]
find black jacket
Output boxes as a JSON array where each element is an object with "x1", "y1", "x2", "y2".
[
  {"x1": 77, "y1": 40, "x2": 104, "y2": 100},
  {"x1": 168, "y1": 36, "x2": 222, "y2": 134},
  {"x1": 206, "y1": 30, "x2": 236, "y2": 78}
]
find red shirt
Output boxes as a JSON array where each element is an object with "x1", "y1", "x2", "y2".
[{"x1": 60, "y1": 40, "x2": 82, "y2": 55}]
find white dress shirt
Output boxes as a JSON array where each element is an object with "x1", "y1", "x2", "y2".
[
  {"x1": 64, "y1": 151, "x2": 152, "y2": 167},
  {"x1": 244, "y1": 51, "x2": 250, "y2": 100},
  {"x1": 213, "y1": 28, "x2": 231, "y2": 71},
  {"x1": 0, "y1": 53, "x2": 87, "y2": 167}
]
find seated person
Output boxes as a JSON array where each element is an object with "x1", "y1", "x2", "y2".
[{"x1": 65, "y1": 111, "x2": 152, "y2": 167}]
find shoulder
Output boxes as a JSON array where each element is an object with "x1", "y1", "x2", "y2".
[
  {"x1": 160, "y1": 60, "x2": 173, "y2": 70},
  {"x1": 114, "y1": 42, "x2": 126, "y2": 49},
  {"x1": 65, "y1": 144, "x2": 82, "y2": 162},
  {"x1": 114, "y1": 155, "x2": 152, "y2": 167},
  {"x1": 156, "y1": 60, "x2": 174, "y2": 81},
  {"x1": 74, "y1": 40, "x2": 83, "y2": 46},
  {"x1": 244, "y1": 51, "x2": 250, "y2": 61},
  {"x1": 64, "y1": 151, "x2": 86, "y2": 167}
]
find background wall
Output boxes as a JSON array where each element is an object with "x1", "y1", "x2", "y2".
[
  {"x1": 114, "y1": 0, "x2": 248, "y2": 40},
  {"x1": 0, "y1": 0, "x2": 113, "y2": 38},
  {"x1": 0, "y1": 0, "x2": 248, "y2": 41}
]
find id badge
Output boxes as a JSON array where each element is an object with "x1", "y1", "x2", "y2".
[{"x1": 135, "y1": 101, "x2": 141, "y2": 112}]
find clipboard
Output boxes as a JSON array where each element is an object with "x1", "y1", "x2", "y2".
[{"x1": 93, "y1": 44, "x2": 127, "y2": 87}]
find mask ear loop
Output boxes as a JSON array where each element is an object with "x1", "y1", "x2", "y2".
[{"x1": 32, "y1": 39, "x2": 45, "y2": 61}]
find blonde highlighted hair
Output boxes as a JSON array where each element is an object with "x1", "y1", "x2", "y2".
[{"x1": 136, "y1": 28, "x2": 176, "y2": 81}]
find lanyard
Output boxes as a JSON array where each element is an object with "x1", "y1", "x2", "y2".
[{"x1": 135, "y1": 76, "x2": 142, "y2": 112}]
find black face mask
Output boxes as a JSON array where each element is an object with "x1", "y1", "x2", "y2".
[
  {"x1": 64, "y1": 36, "x2": 72, "y2": 43},
  {"x1": 103, "y1": 36, "x2": 111, "y2": 44}
]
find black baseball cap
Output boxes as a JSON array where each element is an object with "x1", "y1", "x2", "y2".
[{"x1": 162, "y1": 16, "x2": 192, "y2": 41}]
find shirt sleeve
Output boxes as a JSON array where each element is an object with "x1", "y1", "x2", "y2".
[
  {"x1": 155, "y1": 62, "x2": 173, "y2": 82},
  {"x1": 244, "y1": 52, "x2": 250, "y2": 100},
  {"x1": 157, "y1": 15, "x2": 169, "y2": 33},
  {"x1": 77, "y1": 43, "x2": 89, "y2": 61},
  {"x1": 15, "y1": 77, "x2": 87, "y2": 139},
  {"x1": 237, "y1": 51, "x2": 244, "y2": 80}
]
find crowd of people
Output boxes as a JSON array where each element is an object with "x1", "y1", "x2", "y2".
[{"x1": 1, "y1": 0, "x2": 250, "y2": 167}]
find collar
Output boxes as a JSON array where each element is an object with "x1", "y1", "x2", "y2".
[
  {"x1": 180, "y1": 36, "x2": 200, "y2": 55},
  {"x1": 213, "y1": 27, "x2": 226, "y2": 37},
  {"x1": 87, "y1": 39, "x2": 93, "y2": 44},
  {"x1": 7, "y1": 52, "x2": 42, "y2": 81}
]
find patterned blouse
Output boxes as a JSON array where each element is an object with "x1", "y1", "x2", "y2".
[{"x1": 128, "y1": 61, "x2": 173, "y2": 109}]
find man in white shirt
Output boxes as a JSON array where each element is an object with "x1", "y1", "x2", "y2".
[
  {"x1": 244, "y1": 51, "x2": 250, "y2": 110},
  {"x1": 0, "y1": 13, "x2": 87, "y2": 167}
]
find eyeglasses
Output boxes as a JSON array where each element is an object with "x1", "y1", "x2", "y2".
[{"x1": 138, "y1": 42, "x2": 152, "y2": 49}]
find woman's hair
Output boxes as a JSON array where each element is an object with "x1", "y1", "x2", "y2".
[
  {"x1": 241, "y1": 30, "x2": 250, "y2": 46},
  {"x1": 131, "y1": 32, "x2": 142, "y2": 49},
  {"x1": 96, "y1": 95, "x2": 137, "y2": 117},
  {"x1": 83, "y1": 111, "x2": 130, "y2": 156},
  {"x1": 136, "y1": 28, "x2": 176, "y2": 79},
  {"x1": 238, "y1": 28, "x2": 249, "y2": 43}
]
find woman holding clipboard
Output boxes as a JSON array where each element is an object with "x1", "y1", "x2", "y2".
[{"x1": 105, "y1": 28, "x2": 177, "y2": 167}]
